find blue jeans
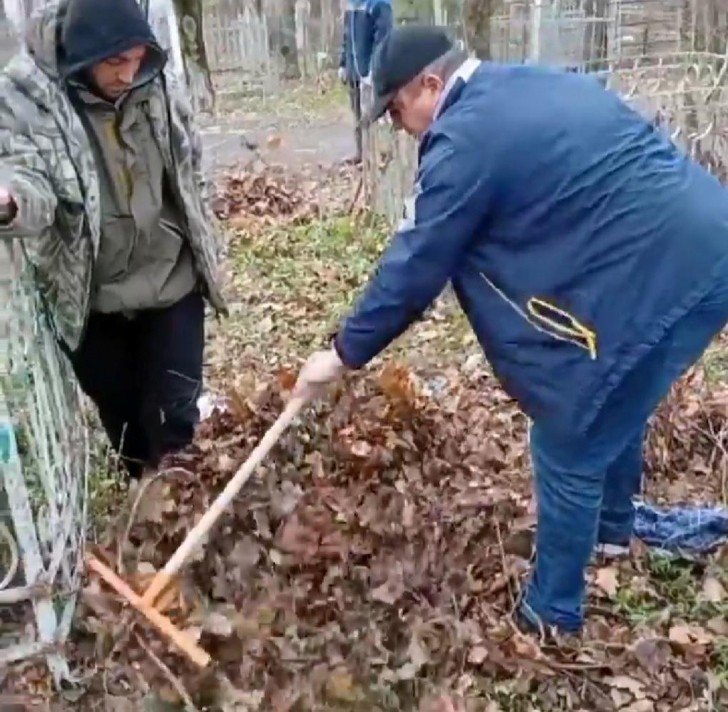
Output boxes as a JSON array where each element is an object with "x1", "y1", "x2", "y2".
[{"x1": 522, "y1": 271, "x2": 728, "y2": 632}]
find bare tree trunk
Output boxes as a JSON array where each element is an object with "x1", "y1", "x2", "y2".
[
  {"x1": 172, "y1": 0, "x2": 215, "y2": 112},
  {"x1": 707, "y1": 0, "x2": 726, "y2": 54},
  {"x1": 281, "y1": 0, "x2": 301, "y2": 78},
  {"x1": 464, "y1": 0, "x2": 494, "y2": 60}
]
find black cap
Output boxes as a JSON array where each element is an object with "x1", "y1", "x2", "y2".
[{"x1": 364, "y1": 25, "x2": 454, "y2": 125}]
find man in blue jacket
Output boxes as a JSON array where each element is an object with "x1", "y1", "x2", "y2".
[
  {"x1": 338, "y1": 0, "x2": 393, "y2": 163},
  {"x1": 294, "y1": 25, "x2": 728, "y2": 635}
]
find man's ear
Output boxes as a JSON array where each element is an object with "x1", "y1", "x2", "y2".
[{"x1": 422, "y1": 73, "x2": 444, "y2": 93}]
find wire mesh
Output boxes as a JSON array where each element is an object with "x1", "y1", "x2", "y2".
[{"x1": 0, "y1": 239, "x2": 90, "y2": 683}]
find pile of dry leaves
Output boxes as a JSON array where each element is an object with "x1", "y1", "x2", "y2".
[
  {"x1": 646, "y1": 363, "x2": 728, "y2": 504},
  {"x1": 73, "y1": 360, "x2": 728, "y2": 711},
  {"x1": 211, "y1": 163, "x2": 359, "y2": 228}
]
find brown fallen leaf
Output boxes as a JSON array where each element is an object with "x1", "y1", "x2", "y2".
[
  {"x1": 622, "y1": 701, "x2": 655, "y2": 712},
  {"x1": 325, "y1": 669, "x2": 361, "y2": 703},
  {"x1": 595, "y1": 566, "x2": 619, "y2": 597},
  {"x1": 467, "y1": 645, "x2": 489, "y2": 665},
  {"x1": 201, "y1": 611, "x2": 234, "y2": 638},
  {"x1": 275, "y1": 513, "x2": 319, "y2": 560},
  {"x1": 701, "y1": 576, "x2": 726, "y2": 603},
  {"x1": 606, "y1": 674, "x2": 646, "y2": 696},
  {"x1": 420, "y1": 694, "x2": 467, "y2": 712},
  {"x1": 266, "y1": 134, "x2": 283, "y2": 150},
  {"x1": 371, "y1": 564, "x2": 405, "y2": 605},
  {"x1": 350, "y1": 440, "x2": 373, "y2": 458},
  {"x1": 668, "y1": 625, "x2": 693, "y2": 647}
]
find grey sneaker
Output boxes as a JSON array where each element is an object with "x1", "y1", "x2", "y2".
[
  {"x1": 592, "y1": 542, "x2": 631, "y2": 563},
  {"x1": 505, "y1": 528, "x2": 633, "y2": 563}
]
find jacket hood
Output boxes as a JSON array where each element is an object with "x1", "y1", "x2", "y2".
[
  {"x1": 24, "y1": 0, "x2": 67, "y2": 80},
  {"x1": 23, "y1": 0, "x2": 166, "y2": 86},
  {"x1": 60, "y1": 0, "x2": 166, "y2": 85}
]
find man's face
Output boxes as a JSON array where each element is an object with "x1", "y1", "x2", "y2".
[
  {"x1": 90, "y1": 45, "x2": 148, "y2": 99},
  {"x1": 388, "y1": 73, "x2": 445, "y2": 137}
]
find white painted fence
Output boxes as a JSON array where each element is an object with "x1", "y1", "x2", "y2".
[{"x1": 205, "y1": 3, "x2": 275, "y2": 74}]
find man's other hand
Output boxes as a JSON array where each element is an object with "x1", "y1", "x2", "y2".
[
  {"x1": 292, "y1": 348, "x2": 348, "y2": 401},
  {"x1": 0, "y1": 186, "x2": 17, "y2": 226}
]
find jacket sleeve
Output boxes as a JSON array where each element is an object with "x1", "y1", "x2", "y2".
[
  {"x1": 170, "y1": 80, "x2": 211, "y2": 207},
  {"x1": 0, "y1": 129, "x2": 57, "y2": 237},
  {"x1": 334, "y1": 132, "x2": 491, "y2": 368},
  {"x1": 166, "y1": 76, "x2": 224, "y2": 256},
  {"x1": 371, "y1": 1, "x2": 393, "y2": 50}
]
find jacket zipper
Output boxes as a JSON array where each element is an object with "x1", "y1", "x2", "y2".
[{"x1": 480, "y1": 272, "x2": 598, "y2": 360}]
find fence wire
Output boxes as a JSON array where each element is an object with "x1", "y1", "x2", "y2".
[{"x1": 0, "y1": 240, "x2": 90, "y2": 684}]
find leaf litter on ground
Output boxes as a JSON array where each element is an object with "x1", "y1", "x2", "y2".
[{"x1": 77, "y1": 356, "x2": 727, "y2": 710}]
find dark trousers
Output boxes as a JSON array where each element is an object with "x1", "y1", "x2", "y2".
[
  {"x1": 67, "y1": 291, "x2": 205, "y2": 477},
  {"x1": 348, "y1": 80, "x2": 362, "y2": 160}
]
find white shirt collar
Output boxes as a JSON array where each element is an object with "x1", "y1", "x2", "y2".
[{"x1": 433, "y1": 57, "x2": 482, "y2": 119}]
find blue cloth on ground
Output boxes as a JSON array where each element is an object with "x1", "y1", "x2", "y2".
[{"x1": 633, "y1": 501, "x2": 728, "y2": 554}]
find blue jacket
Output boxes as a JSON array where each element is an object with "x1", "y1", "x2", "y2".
[
  {"x1": 339, "y1": 0, "x2": 393, "y2": 82},
  {"x1": 335, "y1": 63, "x2": 728, "y2": 435}
]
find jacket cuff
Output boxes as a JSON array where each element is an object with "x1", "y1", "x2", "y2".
[{"x1": 331, "y1": 332, "x2": 360, "y2": 370}]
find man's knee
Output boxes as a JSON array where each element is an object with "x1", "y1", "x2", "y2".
[
  {"x1": 142, "y1": 368, "x2": 202, "y2": 459},
  {"x1": 531, "y1": 424, "x2": 606, "y2": 510}
]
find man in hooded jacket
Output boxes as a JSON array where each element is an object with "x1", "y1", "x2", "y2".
[{"x1": 0, "y1": 0, "x2": 226, "y2": 477}]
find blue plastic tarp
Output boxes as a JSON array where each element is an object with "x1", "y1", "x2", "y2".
[{"x1": 634, "y1": 501, "x2": 728, "y2": 554}]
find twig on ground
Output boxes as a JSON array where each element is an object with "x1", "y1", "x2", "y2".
[
  {"x1": 494, "y1": 519, "x2": 518, "y2": 613},
  {"x1": 347, "y1": 173, "x2": 364, "y2": 214},
  {"x1": 117, "y1": 466, "x2": 194, "y2": 574},
  {"x1": 134, "y1": 631, "x2": 200, "y2": 712}
]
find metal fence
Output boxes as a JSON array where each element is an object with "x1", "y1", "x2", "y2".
[
  {"x1": 0, "y1": 239, "x2": 90, "y2": 684},
  {"x1": 204, "y1": 0, "x2": 341, "y2": 85},
  {"x1": 0, "y1": 15, "x2": 89, "y2": 685}
]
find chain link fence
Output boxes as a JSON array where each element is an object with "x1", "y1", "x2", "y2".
[
  {"x1": 0, "y1": 241, "x2": 90, "y2": 683},
  {"x1": 0, "y1": 12, "x2": 90, "y2": 685}
]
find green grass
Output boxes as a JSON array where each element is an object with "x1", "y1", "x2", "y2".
[
  {"x1": 215, "y1": 75, "x2": 349, "y2": 124},
  {"x1": 615, "y1": 553, "x2": 728, "y2": 628},
  {"x1": 224, "y1": 213, "x2": 388, "y2": 356},
  {"x1": 214, "y1": 212, "x2": 475, "y2": 377},
  {"x1": 704, "y1": 341, "x2": 728, "y2": 385}
]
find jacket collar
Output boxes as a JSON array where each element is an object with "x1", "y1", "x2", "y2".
[{"x1": 433, "y1": 57, "x2": 481, "y2": 119}]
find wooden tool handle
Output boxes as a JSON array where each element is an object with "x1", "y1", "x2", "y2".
[
  {"x1": 141, "y1": 397, "x2": 307, "y2": 606},
  {"x1": 86, "y1": 554, "x2": 211, "y2": 667}
]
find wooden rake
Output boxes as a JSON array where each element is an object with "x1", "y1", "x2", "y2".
[{"x1": 87, "y1": 396, "x2": 308, "y2": 667}]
